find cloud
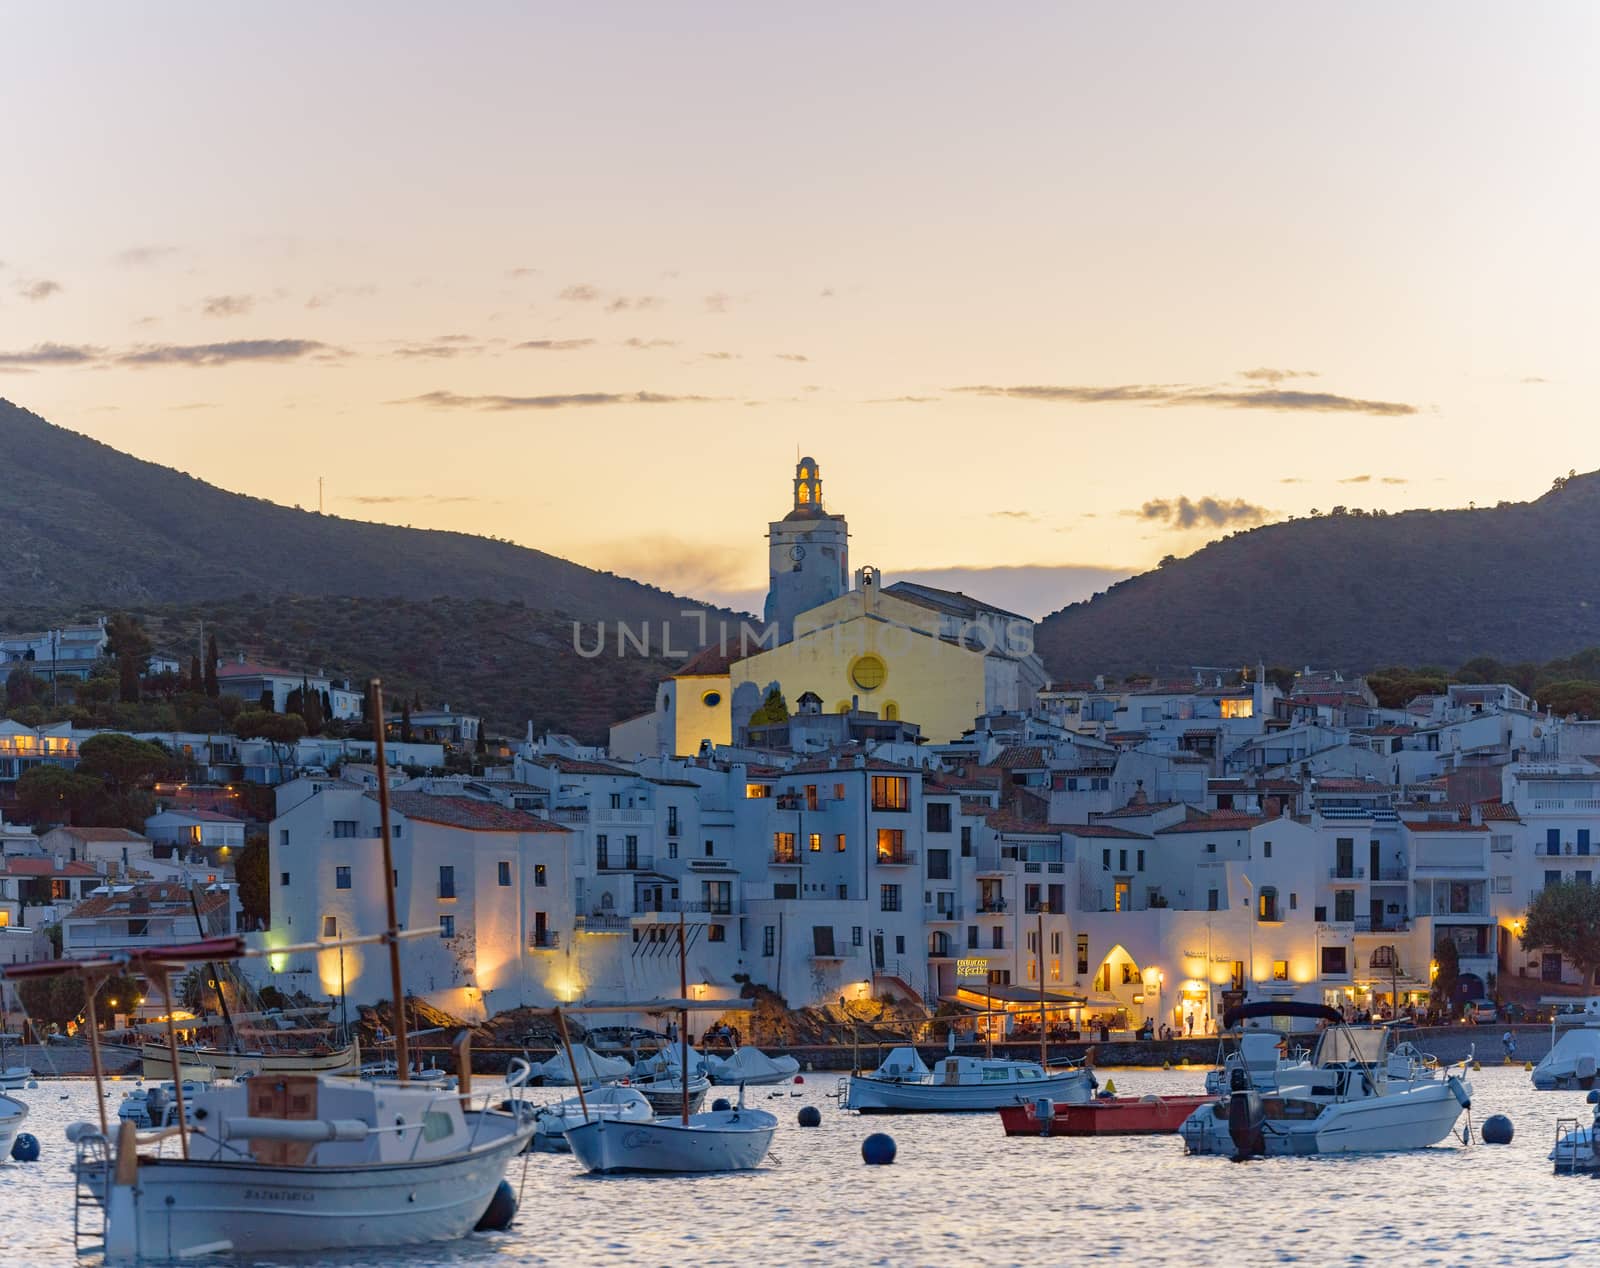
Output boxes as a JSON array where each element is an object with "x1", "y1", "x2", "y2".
[
  {"x1": 865, "y1": 395, "x2": 940, "y2": 404},
  {"x1": 585, "y1": 536, "x2": 755, "y2": 613},
  {"x1": 17, "y1": 278, "x2": 62, "y2": 302},
  {"x1": 114, "y1": 245, "x2": 176, "y2": 266},
  {"x1": 506, "y1": 267, "x2": 539, "y2": 279},
  {"x1": 0, "y1": 342, "x2": 104, "y2": 366},
  {"x1": 1280, "y1": 477, "x2": 1307, "y2": 484},
  {"x1": 775, "y1": 353, "x2": 809, "y2": 362},
  {"x1": 1138, "y1": 496, "x2": 1269, "y2": 531},
  {"x1": 305, "y1": 283, "x2": 377, "y2": 309},
  {"x1": 1380, "y1": 476, "x2": 1408, "y2": 485},
  {"x1": 955, "y1": 382, "x2": 1416, "y2": 417},
  {"x1": 819, "y1": 288, "x2": 836, "y2": 298},
  {"x1": 168, "y1": 401, "x2": 220, "y2": 411},
  {"x1": 605, "y1": 294, "x2": 664, "y2": 313},
  {"x1": 1339, "y1": 474, "x2": 1372, "y2": 484},
  {"x1": 513, "y1": 338, "x2": 596, "y2": 352},
  {"x1": 559, "y1": 284, "x2": 600, "y2": 303},
  {"x1": 202, "y1": 294, "x2": 255, "y2": 318},
  {"x1": 387, "y1": 389, "x2": 725, "y2": 411},
  {"x1": 989, "y1": 510, "x2": 1039, "y2": 522},
  {"x1": 120, "y1": 339, "x2": 342, "y2": 367},
  {"x1": 1520, "y1": 376, "x2": 1547, "y2": 384},
  {"x1": 621, "y1": 337, "x2": 678, "y2": 350},
  {"x1": 390, "y1": 334, "x2": 494, "y2": 359},
  {"x1": 1239, "y1": 367, "x2": 1319, "y2": 384},
  {"x1": 702, "y1": 351, "x2": 740, "y2": 360},
  {"x1": 704, "y1": 292, "x2": 732, "y2": 313},
  {"x1": 343, "y1": 493, "x2": 483, "y2": 505}
]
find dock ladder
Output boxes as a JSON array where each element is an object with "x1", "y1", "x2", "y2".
[
  {"x1": 1554, "y1": 1117, "x2": 1581, "y2": 1174},
  {"x1": 72, "y1": 1132, "x2": 110, "y2": 1257}
]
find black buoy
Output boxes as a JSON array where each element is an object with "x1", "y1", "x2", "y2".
[
  {"x1": 797, "y1": 1105, "x2": 822, "y2": 1127},
  {"x1": 862, "y1": 1132, "x2": 896, "y2": 1165},
  {"x1": 712, "y1": 1097, "x2": 732, "y2": 1112},
  {"x1": 474, "y1": 1179, "x2": 518, "y2": 1232},
  {"x1": 10, "y1": 1133, "x2": 40, "y2": 1163},
  {"x1": 1481, "y1": 1114, "x2": 1514, "y2": 1145}
]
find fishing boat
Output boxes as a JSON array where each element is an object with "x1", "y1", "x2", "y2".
[
  {"x1": 706, "y1": 1045, "x2": 801, "y2": 1086},
  {"x1": 4, "y1": 679, "x2": 538, "y2": 1260},
  {"x1": 846, "y1": 1046, "x2": 1096, "y2": 1113},
  {"x1": 138, "y1": 1040, "x2": 357, "y2": 1080},
  {"x1": 1533, "y1": 998, "x2": 1600, "y2": 1089},
  {"x1": 633, "y1": 1071, "x2": 710, "y2": 1116},
  {"x1": 0, "y1": 1033, "x2": 36, "y2": 1089},
  {"x1": 0, "y1": 1093, "x2": 27, "y2": 1159},
  {"x1": 529, "y1": 1085, "x2": 653, "y2": 1153},
  {"x1": 999, "y1": 1093, "x2": 1214, "y2": 1136},
  {"x1": 1178, "y1": 1002, "x2": 1473, "y2": 1158}
]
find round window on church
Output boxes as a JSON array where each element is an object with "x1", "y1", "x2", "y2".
[
  {"x1": 701, "y1": 690, "x2": 722, "y2": 708},
  {"x1": 849, "y1": 654, "x2": 887, "y2": 692}
]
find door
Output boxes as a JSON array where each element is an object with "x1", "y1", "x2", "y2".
[
  {"x1": 873, "y1": 932, "x2": 885, "y2": 970},
  {"x1": 1335, "y1": 839, "x2": 1354, "y2": 878},
  {"x1": 534, "y1": 911, "x2": 548, "y2": 945},
  {"x1": 1369, "y1": 840, "x2": 1381, "y2": 879},
  {"x1": 1369, "y1": 897, "x2": 1384, "y2": 930}
]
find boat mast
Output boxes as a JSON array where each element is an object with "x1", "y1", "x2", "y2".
[
  {"x1": 1038, "y1": 904, "x2": 1048, "y2": 1071},
  {"x1": 186, "y1": 883, "x2": 236, "y2": 1052},
  {"x1": 370, "y1": 679, "x2": 410, "y2": 1084},
  {"x1": 678, "y1": 909, "x2": 689, "y2": 1126}
]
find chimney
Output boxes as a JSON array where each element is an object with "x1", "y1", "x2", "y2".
[{"x1": 1470, "y1": 804, "x2": 1483, "y2": 826}]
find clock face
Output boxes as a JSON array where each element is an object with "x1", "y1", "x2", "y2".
[{"x1": 789, "y1": 544, "x2": 807, "y2": 561}]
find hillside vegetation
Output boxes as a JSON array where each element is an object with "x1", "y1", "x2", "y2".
[{"x1": 1038, "y1": 472, "x2": 1600, "y2": 678}]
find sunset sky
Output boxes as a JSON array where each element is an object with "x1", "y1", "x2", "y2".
[{"x1": 3, "y1": 4, "x2": 1595, "y2": 618}]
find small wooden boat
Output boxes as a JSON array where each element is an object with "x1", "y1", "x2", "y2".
[{"x1": 999, "y1": 1093, "x2": 1214, "y2": 1136}]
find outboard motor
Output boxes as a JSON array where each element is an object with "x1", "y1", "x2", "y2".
[
  {"x1": 1229, "y1": 1067, "x2": 1249, "y2": 1093},
  {"x1": 1578, "y1": 1054, "x2": 1597, "y2": 1089},
  {"x1": 1227, "y1": 1090, "x2": 1265, "y2": 1159},
  {"x1": 146, "y1": 1085, "x2": 167, "y2": 1126}
]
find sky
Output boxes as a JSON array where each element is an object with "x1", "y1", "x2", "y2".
[{"x1": 2, "y1": 3, "x2": 1596, "y2": 619}]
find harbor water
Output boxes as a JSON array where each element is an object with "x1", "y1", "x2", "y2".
[{"x1": 2, "y1": 1064, "x2": 1596, "y2": 1266}]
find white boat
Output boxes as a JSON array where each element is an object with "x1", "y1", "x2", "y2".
[
  {"x1": 0, "y1": 1033, "x2": 36, "y2": 1089},
  {"x1": 533, "y1": 1043, "x2": 633, "y2": 1086},
  {"x1": 1550, "y1": 1089, "x2": 1600, "y2": 1170},
  {"x1": 706, "y1": 1046, "x2": 800, "y2": 1086},
  {"x1": 1180, "y1": 1002, "x2": 1472, "y2": 1158},
  {"x1": 74, "y1": 1065, "x2": 537, "y2": 1259},
  {"x1": 530, "y1": 1085, "x2": 653, "y2": 1153},
  {"x1": 117, "y1": 1082, "x2": 206, "y2": 1130},
  {"x1": 139, "y1": 1040, "x2": 358, "y2": 1080},
  {"x1": 845, "y1": 1046, "x2": 1097, "y2": 1113},
  {"x1": 564, "y1": 1101, "x2": 777, "y2": 1174},
  {"x1": 1204, "y1": 1030, "x2": 1313, "y2": 1095},
  {"x1": 635, "y1": 1071, "x2": 710, "y2": 1116},
  {"x1": 1533, "y1": 999, "x2": 1600, "y2": 1089},
  {"x1": 632, "y1": 1043, "x2": 711, "y2": 1081},
  {"x1": 0, "y1": 1093, "x2": 27, "y2": 1159}
]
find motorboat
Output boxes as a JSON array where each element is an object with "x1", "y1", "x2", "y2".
[
  {"x1": 117, "y1": 1081, "x2": 206, "y2": 1130},
  {"x1": 1533, "y1": 999, "x2": 1600, "y2": 1089},
  {"x1": 529, "y1": 1085, "x2": 653, "y2": 1153},
  {"x1": 1179, "y1": 1002, "x2": 1473, "y2": 1158},
  {"x1": 1204, "y1": 1030, "x2": 1312, "y2": 1095},
  {"x1": 532, "y1": 1043, "x2": 632, "y2": 1086},
  {"x1": 72, "y1": 1059, "x2": 537, "y2": 1258},
  {"x1": 0, "y1": 1093, "x2": 27, "y2": 1159},
  {"x1": 1000, "y1": 1092, "x2": 1214, "y2": 1136},
  {"x1": 0, "y1": 1033, "x2": 36, "y2": 1089},
  {"x1": 1550, "y1": 1089, "x2": 1600, "y2": 1171},
  {"x1": 706, "y1": 1045, "x2": 800, "y2": 1086},
  {"x1": 564, "y1": 1096, "x2": 778, "y2": 1174},
  {"x1": 634, "y1": 1071, "x2": 710, "y2": 1116},
  {"x1": 846, "y1": 1046, "x2": 1097, "y2": 1113}
]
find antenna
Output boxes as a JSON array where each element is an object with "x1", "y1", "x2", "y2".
[{"x1": 318, "y1": 475, "x2": 324, "y2": 514}]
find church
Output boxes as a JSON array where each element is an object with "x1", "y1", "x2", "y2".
[{"x1": 610, "y1": 458, "x2": 1048, "y2": 756}]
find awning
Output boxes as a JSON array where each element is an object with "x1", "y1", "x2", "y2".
[{"x1": 945, "y1": 985, "x2": 1086, "y2": 1007}]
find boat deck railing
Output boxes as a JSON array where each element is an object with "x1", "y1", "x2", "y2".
[{"x1": 73, "y1": 1132, "x2": 110, "y2": 1256}]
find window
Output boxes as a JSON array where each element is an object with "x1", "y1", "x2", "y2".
[
  {"x1": 968, "y1": 925, "x2": 980, "y2": 950},
  {"x1": 624, "y1": 834, "x2": 639, "y2": 868},
  {"x1": 701, "y1": 690, "x2": 721, "y2": 707},
  {"x1": 1582, "y1": 830, "x2": 1593, "y2": 856},
  {"x1": 960, "y1": 825, "x2": 973, "y2": 856},
  {"x1": 1334, "y1": 889, "x2": 1355, "y2": 922},
  {"x1": 992, "y1": 926, "x2": 1005, "y2": 950},
  {"x1": 895, "y1": 934, "x2": 905, "y2": 954},
  {"x1": 596, "y1": 834, "x2": 609, "y2": 868},
  {"x1": 1258, "y1": 887, "x2": 1279, "y2": 922},
  {"x1": 1025, "y1": 883, "x2": 1041, "y2": 913},
  {"x1": 438, "y1": 865, "x2": 455, "y2": 900},
  {"x1": 708, "y1": 924, "x2": 726, "y2": 943},
  {"x1": 322, "y1": 915, "x2": 338, "y2": 938},
  {"x1": 1102, "y1": 849, "x2": 1111, "y2": 870},
  {"x1": 609, "y1": 793, "x2": 621, "y2": 809},
  {"x1": 1207, "y1": 888, "x2": 1219, "y2": 911},
  {"x1": 809, "y1": 833, "x2": 821, "y2": 852},
  {"x1": 534, "y1": 864, "x2": 547, "y2": 887},
  {"x1": 763, "y1": 926, "x2": 776, "y2": 956},
  {"x1": 1205, "y1": 842, "x2": 1216, "y2": 854},
  {"x1": 880, "y1": 884, "x2": 902, "y2": 912},
  {"x1": 851, "y1": 654, "x2": 888, "y2": 691},
  {"x1": 877, "y1": 828, "x2": 906, "y2": 862},
  {"x1": 852, "y1": 926, "x2": 864, "y2": 946},
  {"x1": 1263, "y1": 840, "x2": 1272, "y2": 859},
  {"x1": 871, "y1": 775, "x2": 909, "y2": 811},
  {"x1": 705, "y1": 839, "x2": 714, "y2": 857},
  {"x1": 440, "y1": 915, "x2": 455, "y2": 938},
  {"x1": 1118, "y1": 849, "x2": 1128, "y2": 871},
  {"x1": 836, "y1": 833, "x2": 847, "y2": 852},
  {"x1": 1549, "y1": 828, "x2": 1561, "y2": 853},
  {"x1": 281, "y1": 871, "x2": 291, "y2": 886},
  {"x1": 1580, "y1": 871, "x2": 1594, "y2": 887},
  {"x1": 1136, "y1": 849, "x2": 1145, "y2": 872},
  {"x1": 1321, "y1": 946, "x2": 1347, "y2": 975},
  {"x1": 1121, "y1": 962, "x2": 1138, "y2": 985},
  {"x1": 668, "y1": 840, "x2": 678, "y2": 860},
  {"x1": 497, "y1": 861, "x2": 512, "y2": 887},
  {"x1": 1289, "y1": 892, "x2": 1298, "y2": 910},
  {"x1": 279, "y1": 829, "x2": 290, "y2": 846},
  {"x1": 1113, "y1": 881, "x2": 1130, "y2": 912},
  {"x1": 1272, "y1": 959, "x2": 1289, "y2": 981},
  {"x1": 333, "y1": 820, "x2": 357, "y2": 839},
  {"x1": 1493, "y1": 875, "x2": 1512, "y2": 893},
  {"x1": 746, "y1": 783, "x2": 771, "y2": 799},
  {"x1": 927, "y1": 848, "x2": 951, "y2": 880},
  {"x1": 1076, "y1": 934, "x2": 1089, "y2": 975},
  {"x1": 774, "y1": 832, "x2": 796, "y2": 861},
  {"x1": 926, "y1": 802, "x2": 952, "y2": 833},
  {"x1": 667, "y1": 806, "x2": 679, "y2": 836},
  {"x1": 1546, "y1": 869, "x2": 1562, "y2": 889},
  {"x1": 335, "y1": 866, "x2": 351, "y2": 889}
]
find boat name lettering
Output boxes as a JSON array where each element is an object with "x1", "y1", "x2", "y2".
[{"x1": 243, "y1": 1188, "x2": 316, "y2": 1202}]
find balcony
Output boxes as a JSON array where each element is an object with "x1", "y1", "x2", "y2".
[
  {"x1": 1328, "y1": 866, "x2": 1367, "y2": 880},
  {"x1": 874, "y1": 848, "x2": 918, "y2": 868},
  {"x1": 596, "y1": 854, "x2": 654, "y2": 872},
  {"x1": 593, "y1": 808, "x2": 651, "y2": 825},
  {"x1": 924, "y1": 904, "x2": 964, "y2": 923},
  {"x1": 770, "y1": 850, "x2": 801, "y2": 866},
  {"x1": 636, "y1": 899, "x2": 739, "y2": 918},
  {"x1": 574, "y1": 913, "x2": 631, "y2": 933},
  {"x1": 1352, "y1": 915, "x2": 1410, "y2": 934},
  {"x1": 976, "y1": 897, "x2": 1009, "y2": 915},
  {"x1": 528, "y1": 930, "x2": 561, "y2": 949}
]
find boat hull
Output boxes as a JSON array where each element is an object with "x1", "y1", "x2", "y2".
[
  {"x1": 999, "y1": 1094, "x2": 1214, "y2": 1136},
  {"x1": 848, "y1": 1068, "x2": 1093, "y2": 1113},
  {"x1": 564, "y1": 1110, "x2": 776, "y2": 1174},
  {"x1": 1180, "y1": 1083, "x2": 1468, "y2": 1156},
  {"x1": 92, "y1": 1118, "x2": 533, "y2": 1260},
  {"x1": 0, "y1": 1095, "x2": 26, "y2": 1159},
  {"x1": 139, "y1": 1042, "x2": 358, "y2": 1079}
]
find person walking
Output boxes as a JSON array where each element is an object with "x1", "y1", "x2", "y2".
[{"x1": 1185, "y1": 1010, "x2": 1194, "y2": 1037}]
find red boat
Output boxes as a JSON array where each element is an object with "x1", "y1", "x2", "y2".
[{"x1": 999, "y1": 1093, "x2": 1215, "y2": 1136}]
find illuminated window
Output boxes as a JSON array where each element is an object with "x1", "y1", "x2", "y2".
[
  {"x1": 809, "y1": 833, "x2": 821, "y2": 852},
  {"x1": 850, "y1": 655, "x2": 887, "y2": 691},
  {"x1": 835, "y1": 833, "x2": 847, "y2": 852},
  {"x1": 0, "y1": 912, "x2": 8, "y2": 928},
  {"x1": 1272, "y1": 959, "x2": 1289, "y2": 981},
  {"x1": 877, "y1": 828, "x2": 906, "y2": 862},
  {"x1": 871, "y1": 776, "x2": 909, "y2": 811},
  {"x1": 1220, "y1": 698, "x2": 1254, "y2": 720},
  {"x1": 745, "y1": 783, "x2": 771, "y2": 799}
]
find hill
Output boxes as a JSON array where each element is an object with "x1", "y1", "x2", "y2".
[
  {"x1": 1037, "y1": 472, "x2": 1600, "y2": 678},
  {"x1": 0, "y1": 399, "x2": 742, "y2": 632}
]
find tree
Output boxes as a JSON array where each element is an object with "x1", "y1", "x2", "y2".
[
  {"x1": 77, "y1": 732, "x2": 174, "y2": 792},
  {"x1": 16, "y1": 974, "x2": 86, "y2": 1029},
  {"x1": 234, "y1": 709, "x2": 307, "y2": 783},
  {"x1": 15, "y1": 765, "x2": 103, "y2": 826},
  {"x1": 204, "y1": 634, "x2": 220, "y2": 698},
  {"x1": 1430, "y1": 935, "x2": 1460, "y2": 1016},
  {"x1": 749, "y1": 687, "x2": 789, "y2": 726},
  {"x1": 4, "y1": 666, "x2": 39, "y2": 710},
  {"x1": 400, "y1": 701, "x2": 413, "y2": 743},
  {"x1": 190, "y1": 653, "x2": 204, "y2": 694},
  {"x1": 235, "y1": 834, "x2": 270, "y2": 928},
  {"x1": 118, "y1": 653, "x2": 142, "y2": 704},
  {"x1": 303, "y1": 687, "x2": 325, "y2": 736},
  {"x1": 1521, "y1": 881, "x2": 1600, "y2": 988}
]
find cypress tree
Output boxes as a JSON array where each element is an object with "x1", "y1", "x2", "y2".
[{"x1": 204, "y1": 635, "x2": 220, "y2": 698}]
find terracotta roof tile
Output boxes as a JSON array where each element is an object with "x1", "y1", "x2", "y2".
[
  {"x1": 1156, "y1": 814, "x2": 1267, "y2": 836},
  {"x1": 370, "y1": 791, "x2": 569, "y2": 833},
  {"x1": 69, "y1": 882, "x2": 228, "y2": 919}
]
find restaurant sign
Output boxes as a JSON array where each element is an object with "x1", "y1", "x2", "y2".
[{"x1": 956, "y1": 958, "x2": 990, "y2": 981}]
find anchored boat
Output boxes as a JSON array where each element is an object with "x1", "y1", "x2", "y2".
[{"x1": 847, "y1": 1046, "x2": 1096, "y2": 1113}]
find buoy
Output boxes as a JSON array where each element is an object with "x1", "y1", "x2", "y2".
[
  {"x1": 474, "y1": 1179, "x2": 517, "y2": 1232},
  {"x1": 10, "y1": 1134, "x2": 40, "y2": 1163},
  {"x1": 26, "y1": 1080, "x2": 38, "y2": 1090},
  {"x1": 862, "y1": 1132, "x2": 896, "y2": 1165},
  {"x1": 712, "y1": 1097, "x2": 731, "y2": 1112},
  {"x1": 1481, "y1": 1114, "x2": 1514, "y2": 1145},
  {"x1": 1103, "y1": 1078, "x2": 1117, "y2": 1095},
  {"x1": 1162, "y1": 1061, "x2": 1172, "y2": 1071},
  {"x1": 1472, "y1": 1060, "x2": 1482, "y2": 1071},
  {"x1": 1525, "y1": 1062, "x2": 1535, "y2": 1071},
  {"x1": 794, "y1": 1075, "x2": 805, "y2": 1084},
  {"x1": 798, "y1": 1105, "x2": 821, "y2": 1127}
]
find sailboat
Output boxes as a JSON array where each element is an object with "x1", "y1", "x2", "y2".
[
  {"x1": 4, "y1": 679, "x2": 537, "y2": 1260},
  {"x1": 560, "y1": 912, "x2": 777, "y2": 1174}
]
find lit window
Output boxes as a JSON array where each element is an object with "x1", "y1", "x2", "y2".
[
  {"x1": 1272, "y1": 959, "x2": 1289, "y2": 981},
  {"x1": 745, "y1": 784, "x2": 771, "y2": 799},
  {"x1": 809, "y1": 833, "x2": 821, "y2": 852}
]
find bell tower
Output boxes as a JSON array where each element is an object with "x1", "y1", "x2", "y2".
[{"x1": 764, "y1": 456, "x2": 849, "y2": 644}]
